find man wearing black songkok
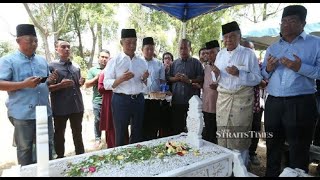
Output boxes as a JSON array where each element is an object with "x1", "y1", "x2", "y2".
[
  {"x1": 141, "y1": 37, "x2": 166, "y2": 141},
  {"x1": 103, "y1": 29, "x2": 149, "y2": 146},
  {"x1": 261, "y1": 5, "x2": 320, "y2": 176},
  {"x1": 214, "y1": 21, "x2": 262, "y2": 168},
  {"x1": 201, "y1": 40, "x2": 220, "y2": 144},
  {"x1": 0, "y1": 24, "x2": 58, "y2": 165}
]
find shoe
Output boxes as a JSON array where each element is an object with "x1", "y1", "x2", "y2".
[
  {"x1": 93, "y1": 140, "x2": 102, "y2": 149},
  {"x1": 250, "y1": 155, "x2": 261, "y2": 166},
  {"x1": 56, "y1": 156, "x2": 65, "y2": 159}
]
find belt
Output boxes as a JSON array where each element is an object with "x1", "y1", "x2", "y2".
[
  {"x1": 268, "y1": 94, "x2": 314, "y2": 100},
  {"x1": 115, "y1": 93, "x2": 141, "y2": 99}
]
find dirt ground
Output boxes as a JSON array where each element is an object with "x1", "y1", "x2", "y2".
[{"x1": 0, "y1": 90, "x2": 319, "y2": 177}]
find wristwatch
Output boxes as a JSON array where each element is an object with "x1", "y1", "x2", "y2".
[{"x1": 189, "y1": 79, "x2": 192, "y2": 84}]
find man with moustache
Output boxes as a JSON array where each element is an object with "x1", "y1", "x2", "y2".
[
  {"x1": 168, "y1": 39, "x2": 204, "y2": 135},
  {"x1": 261, "y1": 5, "x2": 320, "y2": 176},
  {"x1": 0, "y1": 24, "x2": 58, "y2": 165}
]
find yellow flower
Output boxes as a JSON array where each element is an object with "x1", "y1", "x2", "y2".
[
  {"x1": 176, "y1": 146, "x2": 182, "y2": 152},
  {"x1": 182, "y1": 150, "x2": 188, "y2": 155},
  {"x1": 157, "y1": 153, "x2": 164, "y2": 158},
  {"x1": 167, "y1": 147, "x2": 175, "y2": 154},
  {"x1": 193, "y1": 150, "x2": 200, "y2": 156},
  {"x1": 116, "y1": 155, "x2": 124, "y2": 160}
]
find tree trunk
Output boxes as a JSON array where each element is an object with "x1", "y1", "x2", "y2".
[
  {"x1": 263, "y1": 3, "x2": 267, "y2": 21},
  {"x1": 39, "y1": 31, "x2": 51, "y2": 62},
  {"x1": 88, "y1": 23, "x2": 97, "y2": 69},
  {"x1": 23, "y1": 3, "x2": 52, "y2": 62},
  {"x1": 252, "y1": 4, "x2": 257, "y2": 23},
  {"x1": 74, "y1": 12, "x2": 84, "y2": 59},
  {"x1": 97, "y1": 23, "x2": 102, "y2": 53}
]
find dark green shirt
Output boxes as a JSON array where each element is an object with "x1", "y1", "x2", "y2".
[{"x1": 87, "y1": 66, "x2": 103, "y2": 104}]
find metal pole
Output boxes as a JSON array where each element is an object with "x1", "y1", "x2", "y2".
[{"x1": 182, "y1": 22, "x2": 186, "y2": 39}]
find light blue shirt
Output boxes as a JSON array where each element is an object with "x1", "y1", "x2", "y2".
[
  {"x1": 142, "y1": 57, "x2": 165, "y2": 93},
  {"x1": 0, "y1": 50, "x2": 52, "y2": 120},
  {"x1": 261, "y1": 31, "x2": 320, "y2": 97}
]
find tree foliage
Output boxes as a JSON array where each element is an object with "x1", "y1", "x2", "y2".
[
  {"x1": 23, "y1": 3, "x2": 118, "y2": 68},
  {"x1": 126, "y1": 3, "x2": 173, "y2": 58},
  {"x1": 21, "y1": 3, "x2": 304, "y2": 68},
  {"x1": 0, "y1": 41, "x2": 15, "y2": 57}
]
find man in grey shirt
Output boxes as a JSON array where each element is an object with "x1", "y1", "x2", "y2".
[
  {"x1": 167, "y1": 39, "x2": 204, "y2": 135},
  {"x1": 48, "y1": 38, "x2": 85, "y2": 159}
]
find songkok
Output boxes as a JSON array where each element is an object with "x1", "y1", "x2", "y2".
[
  {"x1": 16, "y1": 24, "x2": 37, "y2": 37},
  {"x1": 121, "y1": 29, "x2": 137, "y2": 38},
  {"x1": 222, "y1": 21, "x2": 240, "y2": 35},
  {"x1": 282, "y1": 5, "x2": 307, "y2": 21},
  {"x1": 142, "y1": 37, "x2": 155, "y2": 46},
  {"x1": 205, "y1": 40, "x2": 220, "y2": 49}
]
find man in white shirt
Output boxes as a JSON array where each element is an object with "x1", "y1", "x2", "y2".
[
  {"x1": 214, "y1": 21, "x2": 262, "y2": 167},
  {"x1": 141, "y1": 37, "x2": 166, "y2": 141},
  {"x1": 103, "y1": 29, "x2": 149, "y2": 146}
]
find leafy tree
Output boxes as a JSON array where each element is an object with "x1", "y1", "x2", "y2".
[
  {"x1": 23, "y1": 3, "x2": 73, "y2": 62},
  {"x1": 73, "y1": 56, "x2": 88, "y2": 78},
  {"x1": 78, "y1": 3, "x2": 118, "y2": 68},
  {"x1": 0, "y1": 41, "x2": 15, "y2": 57},
  {"x1": 125, "y1": 3, "x2": 173, "y2": 59},
  {"x1": 184, "y1": 11, "x2": 225, "y2": 58}
]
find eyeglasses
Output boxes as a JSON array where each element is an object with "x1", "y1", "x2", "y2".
[
  {"x1": 280, "y1": 18, "x2": 299, "y2": 25},
  {"x1": 20, "y1": 36, "x2": 38, "y2": 44}
]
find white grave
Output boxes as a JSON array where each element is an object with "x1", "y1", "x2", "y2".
[{"x1": 2, "y1": 96, "x2": 250, "y2": 177}]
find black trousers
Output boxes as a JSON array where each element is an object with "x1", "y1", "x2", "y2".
[
  {"x1": 159, "y1": 100, "x2": 172, "y2": 138},
  {"x1": 202, "y1": 112, "x2": 217, "y2": 144},
  {"x1": 313, "y1": 96, "x2": 320, "y2": 146},
  {"x1": 314, "y1": 118, "x2": 320, "y2": 146},
  {"x1": 171, "y1": 104, "x2": 188, "y2": 135},
  {"x1": 143, "y1": 99, "x2": 161, "y2": 141},
  {"x1": 111, "y1": 93, "x2": 144, "y2": 146},
  {"x1": 53, "y1": 112, "x2": 85, "y2": 158},
  {"x1": 249, "y1": 110, "x2": 263, "y2": 156},
  {"x1": 264, "y1": 94, "x2": 318, "y2": 177}
]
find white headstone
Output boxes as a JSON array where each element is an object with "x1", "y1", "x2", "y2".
[
  {"x1": 279, "y1": 167, "x2": 312, "y2": 177},
  {"x1": 35, "y1": 106, "x2": 49, "y2": 177},
  {"x1": 186, "y1": 95, "x2": 204, "y2": 148}
]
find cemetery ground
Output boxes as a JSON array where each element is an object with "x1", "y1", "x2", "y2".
[{"x1": 0, "y1": 90, "x2": 318, "y2": 177}]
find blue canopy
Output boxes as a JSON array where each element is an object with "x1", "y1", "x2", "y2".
[{"x1": 141, "y1": 3, "x2": 240, "y2": 22}]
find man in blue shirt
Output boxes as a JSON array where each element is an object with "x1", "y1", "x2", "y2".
[
  {"x1": 0, "y1": 24, "x2": 58, "y2": 166},
  {"x1": 261, "y1": 5, "x2": 320, "y2": 176}
]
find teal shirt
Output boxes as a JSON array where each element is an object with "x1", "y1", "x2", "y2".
[{"x1": 87, "y1": 66, "x2": 103, "y2": 104}]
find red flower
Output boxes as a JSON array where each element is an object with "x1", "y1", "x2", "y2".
[
  {"x1": 177, "y1": 152, "x2": 184, "y2": 156},
  {"x1": 89, "y1": 166, "x2": 96, "y2": 173}
]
